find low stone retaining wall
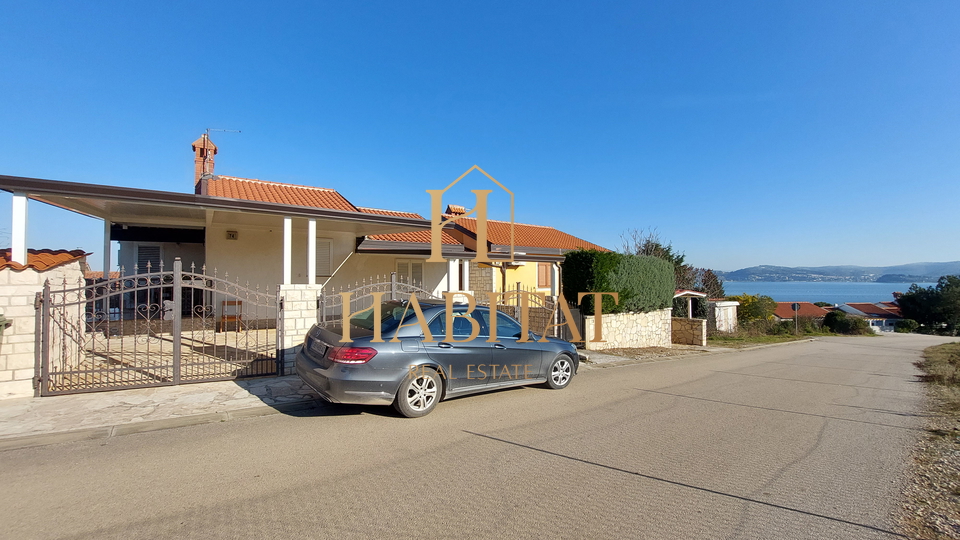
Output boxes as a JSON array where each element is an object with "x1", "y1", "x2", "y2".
[
  {"x1": 583, "y1": 308, "x2": 672, "y2": 350},
  {"x1": 672, "y1": 318, "x2": 707, "y2": 346}
]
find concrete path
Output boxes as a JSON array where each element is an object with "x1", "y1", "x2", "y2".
[
  {"x1": 1, "y1": 332, "x2": 954, "y2": 539},
  {"x1": 0, "y1": 375, "x2": 323, "y2": 449}
]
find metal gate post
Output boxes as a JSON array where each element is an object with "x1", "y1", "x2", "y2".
[
  {"x1": 276, "y1": 294, "x2": 285, "y2": 376},
  {"x1": 172, "y1": 258, "x2": 182, "y2": 384},
  {"x1": 39, "y1": 280, "x2": 51, "y2": 395},
  {"x1": 390, "y1": 272, "x2": 397, "y2": 301}
]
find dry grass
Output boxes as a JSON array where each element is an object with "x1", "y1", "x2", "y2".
[{"x1": 898, "y1": 342, "x2": 960, "y2": 539}]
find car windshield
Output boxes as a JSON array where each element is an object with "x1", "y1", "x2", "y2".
[{"x1": 349, "y1": 300, "x2": 424, "y2": 334}]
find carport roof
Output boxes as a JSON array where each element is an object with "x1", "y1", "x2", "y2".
[{"x1": 0, "y1": 174, "x2": 433, "y2": 236}]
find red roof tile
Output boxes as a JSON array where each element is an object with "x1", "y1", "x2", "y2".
[
  {"x1": 448, "y1": 216, "x2": 607, "y2": 251},
  {"x1": 357, "y1": 207, "x2": 458, "y2": 244},
  {"x1": 357, "y1": 207, "x2": 424, "y2": 219},
  {"x1": 207, "y1": 176, "x2": 358, "y2": 212},
  {"x1": 774, "y1": 302, "x2": 830, "y2": 319},
  {"x1": 846, "y1": 303, "x2": 901, "y2": 318},
  {"x1": 85, "y1": 271, "x2": 120, "y2": 280},
  {"x1": 1, "y1": 249, "x2": 88, "y2": 272}
]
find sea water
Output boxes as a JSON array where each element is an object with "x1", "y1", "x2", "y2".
[{"x1": 723, "y1": 281, "x2": 936, "y2": 305}]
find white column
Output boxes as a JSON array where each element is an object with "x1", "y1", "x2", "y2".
[
  {"x1": 11, "y1": 193, "x2": 27, "y2": 265},
  {"x1": 550, "y1": 263, "x2": 559, "y2": 297},
  {"x1": 687, "y1": 297, "x2": 693, "y2": 319},
  {"x1": 307, "y1": 219, "x2": 317, "y2": 285},
  {"x1": 446, "y1": 259, "x2": 458, "y2": 292},
  {"x1": 283, "y1": 217, "x2": 292, "y2": 285},
  {"x1": 462, "y1": 260, "x2": 470, "y2": 292},
  {"x1": 103, "y1": 219, "x2": 111, "y2": 279}
]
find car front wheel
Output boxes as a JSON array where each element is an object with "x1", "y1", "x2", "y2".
[
  {"x1": 545, "y1": 354, "x2": 574, "y2": 389},
  {"x1": 394, "y1": 367, "x2": 442, "y2": 418}
]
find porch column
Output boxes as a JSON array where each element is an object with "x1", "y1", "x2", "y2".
[
  {"x1": 462, "y1": 260, "x2": 470, "y2": 291},
  {"x1": 102, "y1": 219, "x2": 111, "y2": 279},
  {"x1": 446, "y1": 258, "x2": 459, "y2": 292},
  {"x1": 307, "y1": 219, "x2": 317, "y2": 285},
  {"x1": 283, "y1": 217, "x2": 292, "y2": 285},
  {"x1": 687, "y1": 297, "x2": 693, "y2": 319},
  {"x1": 550, "y1": 263, "x2": 559, "y2": 297},
  {"x1": 11, "y1": 192, "x2": 27, "y2": 265}
]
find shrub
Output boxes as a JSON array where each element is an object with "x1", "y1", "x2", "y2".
[
  {"x1": 895, "y1": 319, "x2": 919, "y2": 333},
  {"x1": 727, "y1": 294, "x2": 777, "y2": 322},
  {"x1": 561, "y1": 249, "x2": 675, "y2": 315},
  {"x1": 823, "y1": 311, "x2": 872, "y2": 335}
]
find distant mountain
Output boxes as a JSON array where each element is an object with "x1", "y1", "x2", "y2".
[{"x1": 717, "y1": 262, "x2": 960, "y2": 283}]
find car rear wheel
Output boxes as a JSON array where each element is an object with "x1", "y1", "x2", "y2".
[
  {"x1": 545, "y1": 354, "x2": 573, "y2": 389},
  {"x1": 394, "y1": 367, "x2": 442, "y2": 418}
]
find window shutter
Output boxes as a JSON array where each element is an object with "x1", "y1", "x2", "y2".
[
  {"x1": 137, "y1": 245, "x2": 161, "y2": 272},
  {"x1": 316, "y1": 239, "x2": 332, "y2": 276},
  {"x1": 538, "y1": 263, "x2": 552, "y2": 288},
  {"x1": 412, "y1": 262, "x2": 423, "y2": 285}
]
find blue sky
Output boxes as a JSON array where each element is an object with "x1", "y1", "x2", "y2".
[{"x1": 1, "y1": 1, "x2": 957, "y2": 271}]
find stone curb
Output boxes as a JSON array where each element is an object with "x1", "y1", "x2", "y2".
[
  {"x1": 578, "y1": 338, "x2": 818, "y2": 370},
  {"x1": 0, "y1": 398, "x2": 326, "y2": 452}
]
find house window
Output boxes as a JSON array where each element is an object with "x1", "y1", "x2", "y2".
[
  {"x1": 397, "y1": 259, "x2": 424, "y2": 285},
  {"x1": 316, "y1": 238, "x2": 332, "y2": 277},
  {"x1": 538, "y1": 262, "x2": 552, "y2": 289},
  {"x1": 136, "y1": 245, "x2": 162, "y2": 272}
]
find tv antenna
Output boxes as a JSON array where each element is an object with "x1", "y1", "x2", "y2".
[{"x1": 200, "y1": 128, "x2": 241, "y2": 178}]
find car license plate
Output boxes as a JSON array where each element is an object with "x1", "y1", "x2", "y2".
[{"x1": 309, "y1": 339, "x2": 328, "y2": 357}]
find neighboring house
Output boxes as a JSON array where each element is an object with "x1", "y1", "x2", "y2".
[
  {"x1": 839, "y1": 302, "x2": 902, "y2": 332},
  {"x1": 773, "y1": 302, "x2": 830, "y2": 322}
]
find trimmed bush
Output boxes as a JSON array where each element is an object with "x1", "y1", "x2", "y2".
[
  {"x1": 823, "y1": 311, "x2": 872, "y2": 335},
  {"x1": 895, "y1": 318, "x2": 919, "y2": 333},
  {"x1": 561, "y1": 249, "x2": 675, "y2": 315}
]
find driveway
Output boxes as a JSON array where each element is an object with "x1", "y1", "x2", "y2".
[{"x1": 0, "y1": 333, "x2": 952, "y2": 539}]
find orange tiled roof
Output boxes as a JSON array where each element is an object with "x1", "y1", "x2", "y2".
[
  {"x1": 357, "y1": 207, "x2": 424, "y2": 219},
  {"x1": 207, "y1": 176, "x2": 358, "y2": 212},
  {"x1": 774, "y1": 302, "x2": 830, "y2": 319},
  {"x1": 878, "y1": 301, "x2": 902, "y2": 316},
  {"x1": 448, "y1": 216, "x2": 607, "y2": 251},
  {"x1": 358, "y1": 208, "x2": 458, "y2": 244},
  {"x1": 1, "y1": 249, "x2": 88, "y2": 272},
  {"x1": 847, "y1": 303, "x2": 901, "y2": 318},
  {"x1": 84, "y1": 270, "x2": 120, "y2": 280}
]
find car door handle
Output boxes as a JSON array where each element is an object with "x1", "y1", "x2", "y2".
[
  {"x1": 437, "y1": 342, "x2": 453, "y2": 348},
  {"x1": 493, "y1": 344, "x2": 506, "y2": 349}
]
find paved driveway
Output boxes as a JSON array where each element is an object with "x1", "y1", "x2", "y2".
[{"x1": 0, "y1": 333, "x2": 953, "y2": 539}]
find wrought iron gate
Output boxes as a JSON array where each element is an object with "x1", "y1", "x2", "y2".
[{"x1": 38, "y1": 258, "x2": 281, "y2": 395}]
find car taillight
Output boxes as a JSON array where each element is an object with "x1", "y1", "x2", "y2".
[{"x1": 328, "y1": 346, "x2": 377, "y2": 364}]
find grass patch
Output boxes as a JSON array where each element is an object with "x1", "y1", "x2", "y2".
[
  {"x1": 707, "y1": 334, "x2": 812, "y2": 348},
  {"x1": 916, "y1": 342, "x2": 960, "y2": 409}
]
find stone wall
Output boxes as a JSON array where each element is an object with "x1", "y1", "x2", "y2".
[
  {"x1": 672, "y1": 318, "x2": 707, "y2": 346},
  {"x1": 0, "y1": 261, "x2": 85, "y2": 398},
  {"x1": 278, "y1": 284, "x2": 324, "y2": 375},
  {"x1": 469, "y1": 264, "x2": 493, "y2": 293},
  {"x1": 582, "y1": 308, "x2": 672, "y2": 350}
]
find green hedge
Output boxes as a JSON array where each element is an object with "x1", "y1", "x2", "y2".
[{"x1": 561, "y1": 249, "x2": 675, "y2": 315}]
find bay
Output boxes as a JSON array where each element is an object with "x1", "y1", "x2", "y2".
[{"x1": 723, "y1": 281, "x2": 936, "y2": 305}]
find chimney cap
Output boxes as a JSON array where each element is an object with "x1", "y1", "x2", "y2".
[
  {"x1": 191, "y1": 133, "x2": 218, "y2": 154},
  {"x1": 446, "y1": 204, "x2": 467, "y2": 215}
]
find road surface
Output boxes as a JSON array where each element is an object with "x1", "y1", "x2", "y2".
[{"x1": 1, "y1": 333, "x2": 952, "y2": 539}]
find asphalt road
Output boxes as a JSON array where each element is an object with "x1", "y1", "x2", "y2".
[{"x1": 1, "y1": 333, "x2": 954, "y2": 539}]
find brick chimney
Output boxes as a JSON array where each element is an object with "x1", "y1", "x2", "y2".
[{"x1": 191, "y1": 133, "x2": 218, "y2": 194}]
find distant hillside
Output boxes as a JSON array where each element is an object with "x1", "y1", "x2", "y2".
[{"x1": 717, "y1": 262, "x2": 960, "y2": 282}]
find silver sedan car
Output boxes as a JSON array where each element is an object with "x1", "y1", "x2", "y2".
[{"x1": 296, "y1": 299, "x2": 579, "y2": 417}]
